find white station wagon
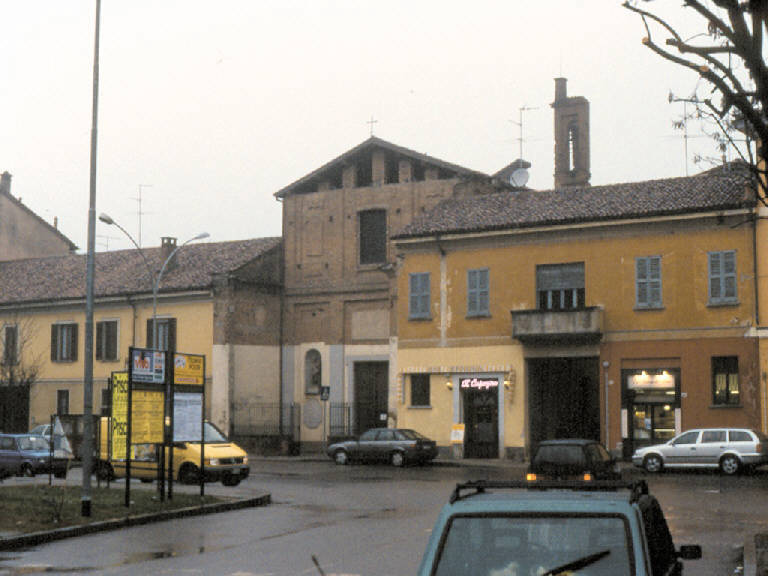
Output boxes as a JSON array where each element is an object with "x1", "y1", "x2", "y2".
[{"x1": 632, "y1": 428, "x2": 768, "y2": 475}]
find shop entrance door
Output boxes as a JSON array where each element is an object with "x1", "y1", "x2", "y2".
[
  {"x1": 354, "y1": 361, "x2": 389, "y2": 435},
  {"x1": 631, "y1": 403, "x2": 675, "y2": 450},
  {"x1": 463, "y1": 389, "x2": 499, "y2": 459}
]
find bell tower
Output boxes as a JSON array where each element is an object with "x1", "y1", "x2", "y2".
[{"x1": 552, "y1": 78, "x2": 590, "y2": 188}]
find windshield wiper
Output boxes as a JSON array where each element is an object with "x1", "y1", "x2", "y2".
[{"x1": 540, "y1": 549, "x2": 611, "y2": 576}]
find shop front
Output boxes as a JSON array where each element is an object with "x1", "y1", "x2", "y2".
[
  {"x1": 621, "y1": 368, "x2": 681, "y2": 459},
  {"x1": 459, "y1": 376, "x2": 500, "y2": 459}
]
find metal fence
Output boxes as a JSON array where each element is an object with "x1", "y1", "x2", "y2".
[
  {"x1": 233, "y1": 402, "x2": 301, "y2": 440},
  {"x1": 329, "y1": 402, "x2": 351, "y2": 439}
]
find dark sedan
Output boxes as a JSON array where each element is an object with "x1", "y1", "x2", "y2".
[
  {"x1": 527, "y1": 438, "x2": 620, "y2": 482},
  {"x1": 0, "y1": 433, "x2": 69, "y2": 479},
  {"x1": 327, "y1": 428, "x2": 438, "y2": 467}
]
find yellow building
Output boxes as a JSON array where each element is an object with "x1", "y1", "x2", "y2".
[
  {"x1": 0, "y1": 237, "x2": 281, "y2": 438},
  {"x1": 394, "y1": 164, "x2": 759, "y2": 459}
]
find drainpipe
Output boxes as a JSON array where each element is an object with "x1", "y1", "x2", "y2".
[{"x1": 603, "y1": 361, "x2": 610, "y2": 452}]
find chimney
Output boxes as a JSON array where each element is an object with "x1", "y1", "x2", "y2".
[
  {"x1": 161, "y1": 237, "x2": 178, "y2": 270},
  {"x1": 552, "y1": 78, "x2": 590, "y2": 188},
  {"x1": 0, "y1": 172, "x2": 11, "y2": 195}
]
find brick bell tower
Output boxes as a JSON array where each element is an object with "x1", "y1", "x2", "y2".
[{"x1": 552, "y1": 77, "x2": 590, "y2": 188}]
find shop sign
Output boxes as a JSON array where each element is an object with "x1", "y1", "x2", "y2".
[
  {"x1": 460, "y1": 377, "x2": 499, "y2": 390},
  {"x1": 627, "y1": 371, "x2": 675, "y2": 390}
]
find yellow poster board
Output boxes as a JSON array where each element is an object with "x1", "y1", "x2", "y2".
[
  {"x1": 111, "y1": 372, "x2": 128, "y2": 460},
  {"x1": 174, "y1": 352, "x2": 205, "y2": 386},
  {"x1": 131, "y1": 389, "x2": 164, "y2": 444}
]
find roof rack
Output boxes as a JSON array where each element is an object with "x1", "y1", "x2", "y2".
[{"x1": 449, "y1": 479, "x2": 649, "y2": 504}]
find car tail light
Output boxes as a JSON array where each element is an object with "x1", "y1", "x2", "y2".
[
  {"x1": 757, "y1": 443, "x2": 762, "y2": 453},
  {"x1": 526, "y1": 473, "x2": 537, "y2": 482},
  {"x1": 582, "y1": 473, "x2": 593, "y2": 482}
]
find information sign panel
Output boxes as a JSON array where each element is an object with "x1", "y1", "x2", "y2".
[
  {"x1": 174, "y1": 392, "x2": 203, "y2": 442},
  {"x1": 131, "y1": 348, "x2": 166, "y2": 384},
  {"x1": 131, "y1": 389, "x2": 165, "y2": 443},
  {"x1": 174, "y1": 353, "x2": 204, "y2": 385},
  {"x1": 111, "y1": 372, "x2": 129, "y2": 460}
]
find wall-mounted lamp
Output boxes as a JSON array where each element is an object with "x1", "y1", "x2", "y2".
[
  {"x1": 504, "y1": 380, "x2": 512, "y2": 390},
  {"x1": 445, "y1": 377, "x2": 453, "y2": 390}
]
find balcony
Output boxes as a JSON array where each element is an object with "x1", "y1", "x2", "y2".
[{"x1": 510, "y1": 306, "x2": 603, "y2": 345}]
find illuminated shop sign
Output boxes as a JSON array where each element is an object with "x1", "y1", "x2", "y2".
[
  {"x1": 460, "y1": 377, "x2": 499, "y2": 390},
  {"x1": 627, "y1": 370, "x2": 676, "y2": 390}
]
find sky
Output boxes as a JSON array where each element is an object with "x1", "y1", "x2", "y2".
[{"x1": 0, "y1": 1, "x2": 729, "y2": 252}]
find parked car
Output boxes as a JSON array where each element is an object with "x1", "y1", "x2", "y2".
[
  {"x1": 30, "y1": 420, "x2": 74, "y2": 459},
  {"x1": 96, "y1": 419, "x2": 249, "y2": 487},
  {"x1": 0, "y1": 433, "x2": 69, "y2": 478},
  {"x1": 527, "y1": 438, "x2": 620, "y2": 482},
  {"x1": 418, "y1": 479, "x2": 701, "y2": 576},
  {"x1": 632, "y1": 427, "x2": 768, "y2": 475},
  {"x1": 327, "y1": 428, "x2": 438, "y2": 467}
]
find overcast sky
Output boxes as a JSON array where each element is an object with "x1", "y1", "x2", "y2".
[{"x1": 0, "y1": 1, "x2": 725, "y2": 252}]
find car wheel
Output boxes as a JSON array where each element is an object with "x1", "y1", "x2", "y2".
[
  {"x1": 333, "y1": 450, "x2": 349, "y2": 465},
  {"x1": 720, "y1": 454, "x2": 741, "y2": 475},
  {"x1": 139, "y1": 478, "x2": 153, "y2": 484},
  {"x1": 21, "y1": 463, "x2": 34, "y2": 477},
  {"x1": 178, "y1": 463, "x2": 200, "y2": 484},
  {"x1": 391, "y1": 451, "x2": 405, "y2": 467},
  {"x1": 222, "y1": 473, "x2": 241, "y2": 487},
  {"x1": 643, "y1": 454, "x2": 663, "y2": 473}
]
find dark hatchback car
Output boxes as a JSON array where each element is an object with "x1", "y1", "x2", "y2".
[
  {"x1": 528, "y1": 438, "x2": 620, "y2": 482},
  {"x1": 327, "y1": 428, "x2": 438, "y2": 467},
  {"x1": 0, "y1": 433, "x2": 68, "y2": 479}
]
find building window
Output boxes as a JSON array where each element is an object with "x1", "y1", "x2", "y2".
[
  {"x1": 536, "y1": 262, "x2": 585, "y2": 310},
  {"x1": 96, "y1": 320, "x2": 119, "y2": 361},
  {"x1": 411, "y1": 374, "x2": 430, "y2": 407},
  {"x1": 51, "y1": 323, "x2": 78, "y2": 362},
  {"x1": 708, "y1": 250, "x2": 738, "y2": 305},
  {"x1": 636, "y1": 256, "x2": 662, "y2": 309},
  {"x1": 305, "y1": 349, "x2": 321, "y2": 395},
  {"x1": 57, "y1": 390, "x2": 70, "y2": 415},
  {"x1": 712, "y1": 356, "x2": 739, "y2": 405},
  {"x1": 467, "y1": 268, "x2": 490, "y2": 317},
  {"x1": 146, "y1": 318, "x2": 176, "y2": 351},
  {"x1": 409, "y1": 272, "x2": 431, "y2": 319},
  {"x1": 2, "y1": 324, "x2": 18, "y2": 366},
  {"x1": 359, "y1": 209, "x2": 387, "y2": 265}
]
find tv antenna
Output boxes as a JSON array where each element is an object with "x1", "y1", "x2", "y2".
[
  {"x1": 509, "y1": 105, "x2": 538, "y2": 162},
  {"x1": 133, "y1": 184, "x2": 153, "y2": 247}
]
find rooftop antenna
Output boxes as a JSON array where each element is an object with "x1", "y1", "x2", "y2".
[
  {"x1": 510, "y1": 105, "x2": 538, "y2": 162},
  {"x1": 133, "y1": 184, "x2": 152, "y2": 247},
  {"x1": 366, "y1": 115, "x2": 378, "y2": 137},
  {"x1": 96, "y1": 234, "x2": 118, "y2": 251}
]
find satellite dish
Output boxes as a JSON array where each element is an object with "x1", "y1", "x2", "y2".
[{"x1": 509, "y1": 168, "x2": 529, "y2": 187}]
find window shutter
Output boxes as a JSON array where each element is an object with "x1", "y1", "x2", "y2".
[
  {"x1": 95, "y1": 322, "x2": 103, "y2": 360},
  {"x1": 51, "y1": 325, "x2": 58, "y2": 361},
  {"x1": 70, "y1": 324, "x2": 78, "y2": 361},
  {"x1": 107, "y1": 321, "x2": 117, "y2": 360},
  {"x1": 168, "y1": 319, "x2": 177, "y2": 352}
]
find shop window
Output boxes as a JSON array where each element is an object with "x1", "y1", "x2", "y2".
[
  {"x1": 305, "y1": 349, "x2": 322, "y2": 395},
  {"x1": 2, "y1": 324, "x2": 18, "y2": 366},
  {"x1": 411, "y1": 374, "x2": 430, "y2": 407},
  {"x1": 536, "y1": 262, "x2": 585, "y2": 310},
  {"x1": 51, "y1": 323, "x2": 78, "y2": 362},
  {"x1": 96, "y1": 319, "x2": 119, "y2": 361},
  {"x1": 708, "y1": 250, "x2": 737, "y2": 305},
  {"x1": 636, "y1": 256, "x2": 662, "y2": 309},
  {"x1": 359, "y1": 209, "x2": 387, "y2": 265},
  {"x1": 712, "y1": 356, "x2": 739, "y2": 405},
  {"x1": 467, "y1": 268, "x2": 490, "y2": 317},
  {"x1": 409, "y1": 272, "x2": 431, "y2": 319}
]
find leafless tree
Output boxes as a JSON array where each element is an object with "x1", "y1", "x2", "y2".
[
  {"x1": 624, "y1": 0, "x2": 768, "y2": 195},
  {"x1": 0, "y1": 315, "x2": 42, "y2": 388}
]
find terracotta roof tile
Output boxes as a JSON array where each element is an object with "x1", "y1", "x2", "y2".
[
  {"x1": 394, "y1": 165, "x2": 755, "y2": 239},
  {"x1": 0, "y1": 237, "x2": 281, "y2": 305}
]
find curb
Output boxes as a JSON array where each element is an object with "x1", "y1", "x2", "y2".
[{"x1": 0, "y1": 493, "x2": 270, "y2": 551}]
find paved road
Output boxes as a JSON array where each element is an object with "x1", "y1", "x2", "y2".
[{"x1": 0, "y1": 459, "x2": 766, "y2": 575}]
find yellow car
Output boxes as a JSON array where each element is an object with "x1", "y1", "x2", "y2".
[{"x1": 97, "y1": 419, "x2": 249, "y2": 487}]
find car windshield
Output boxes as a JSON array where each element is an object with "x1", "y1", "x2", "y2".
[
  {"x1": 433, "y1": 514, "x2": 631, "y2": 576},
  {"x1": 18, "y1": 435, "x2": 50, "y2": 451},
  {"x1": 534, "y1": 445, "x2": 585, "y2": 466},
  {"x1": 203, "y1": 422, "x2": 229, "y2": 443},
  {"x1": 399, "y1": 429, "x2": 428, "y2": 440}
]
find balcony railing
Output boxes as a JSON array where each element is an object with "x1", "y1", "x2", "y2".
[{"x1": 510, "y1": 306, "x2": 603, "y2": 345}]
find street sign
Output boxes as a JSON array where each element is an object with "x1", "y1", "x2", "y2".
[{"x1": 320, "y1": 386, "x2": 330, "y2": 401}]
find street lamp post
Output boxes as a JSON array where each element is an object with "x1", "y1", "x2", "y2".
[{"x1": 98, "y1": 213, "x2": 208, "y2": 499}]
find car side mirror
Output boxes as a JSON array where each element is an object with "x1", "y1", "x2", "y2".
[{"x1": 677, "y1": 545, "x2": 702, "y2": 560}]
